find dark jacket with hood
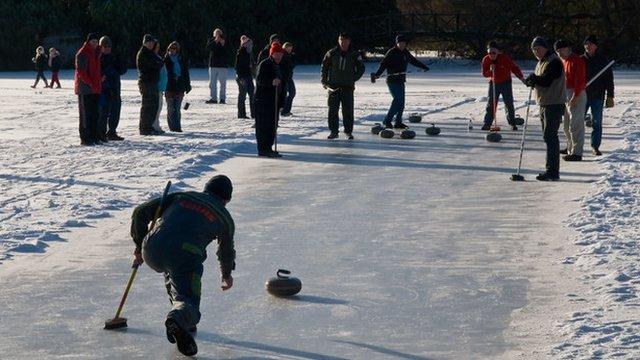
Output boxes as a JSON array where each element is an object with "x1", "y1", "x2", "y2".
[
  {"x1": 100, "y1": 52, "x2": 127, "y2": 91},
  {"x1": 321, "y1": 46, "x2": 365, "y2": 89},
  {"x1": 136, "y1": 45, "x2": 163, "y2": 84},
  {"x1": 235, "y1": 46, "x2": 254, "y2": 78},
  {"x1": 254, "y1": 57, "x2": 286, "y2": 111},
  {"x1": 582, "y1": 51, "x2": 614, "y2": 101}
]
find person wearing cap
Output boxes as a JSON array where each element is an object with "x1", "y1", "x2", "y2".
[
  {"x1": 481, "y1": 40, "x2": 524, "y2": 131},
  {"x1": 371, "y1": 34, "x2": 430, "y2": 129},
  {"x1": 280, "y1": 42, "x2": 296, "y2": 117},
  {"x1": 98, "y1": 35, "x2": 127, "y2": 141},
  {"x1": 321, "y1": 33, "x2": 365, "y2": 139},
  {"x1": 130, "y1": 174, "x2": 236, "y2": 356},
  {"x1": 136, "y1": 34, "x2": 164, "y2": 135},
  {"x1": 555, "y1": 39, "x2": 587, "y2": 162},
  {"x1": 205, "y1": 28, "x2": 228, "y2": 104},
  {"x1": 234, "y1": 35, "x2": 255, "y2": 119},
  {"x1": 524, "y1": 36, "x2": 566, "y2": 181},
  {"x1": 254, "y1": 42, "x2": 286, "y2": 157},
  {"x1": 74, "y1": 33, "x2": 102, "y2": 145},
  {"x1": 582, "y1": 35, "x2": 615, "y2": 156},
  {"x1": 257, "y1": 33, "x2": 280, "y2": 65}
]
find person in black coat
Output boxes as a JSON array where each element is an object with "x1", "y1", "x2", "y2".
[
  {"x1": 98, "y1": 36, "x2": 127, "y2": 141},
  {"x1": 205, "y1": 28, "x2": 228, "y2": 103},
  {"x1": 48, "y1": 47, "x2": 62, "y2": 88},
  {"x1": 164, "y1": 41, "x2": 192, "y2": 132},
  {"x1": 371, "y1": 35, "x2": 429, "y2": 129},
  {"x1": 137, "y1": 34, "x2": 164, "y2": 135},
  {"x1": 280, "y1": 42, "x2": 296, "y2": 116},
  {"x1": 257, "y1": 33, "x2": 280, "y2": 65},
  {"x1": 234, "y1": 35, "x2": 255, "y2": 119},
  {"x1": 31, "y1": 46, "x2": 49, "y2": 88},
  {"x1": 254, "y1": 43, "x2": 286, "y2": 158}
]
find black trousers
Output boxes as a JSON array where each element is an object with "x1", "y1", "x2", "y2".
[
  {"x1": 236, "y1": 75, "x2": 255, "y2": 118},
  {"x1": 255, "y1": 106, "x2": 277, "y2": 153},
  {"x1": 139, "y1": 82, "x2": 159, "y2": 134},
  {"x1": 328, "y1": 87, "x2": 355, "y2": 134},
  {"x1": 78, "y1": 94, "x2": 99, "y2": 144},
  {"x1": 98, "y1": 86, "x2": 122, "y2": 138},
  {"x1": 540, "y1": 104, "x2": 565, "y2": 176}
]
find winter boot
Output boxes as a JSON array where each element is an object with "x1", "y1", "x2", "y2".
[
  {"x1": 327, "y1": 131, "x2": 339, "y2": 140},
  {"x1": 165, "y1": 319, "x2": 197, "y2": 356}
]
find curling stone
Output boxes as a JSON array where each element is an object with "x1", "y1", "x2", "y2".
[
  {"x1": 585, "y1": 114, "x2": 593, "y2": 128},
  {"x1": 514, "y1": 116, "x2": 525, "y2": 126},
  {"x1": 425, "y1": 124, "x2": 441, "y2": 136},
  {"x1": 266, "y1": 269, "x2": 302, "y2": 297},
  {"x1": 486, "y1": 131, "x2": 502, "y2": 143},
  {"x1": 371, "y1": 123, "x2": 384, "y2": 135},
  {"x1": 400, "y1": 129, "x2": 416, "y2": 139},
  {"x1": 379, "y1": 129, "x2": 395, "y2": 139},
  {"x1": 408, "y1": 114, "x2": 422, "y2": 123}
]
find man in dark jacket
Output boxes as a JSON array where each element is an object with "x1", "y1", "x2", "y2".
[
  {"x1": 280, "y1": 42, "x2": 296, "y2": 117},
  {"x1": 321, "y1": 33, "x2": 365, "y2": 139},
  {"x1": 206, "y1": 28, "x2": 228, "y2": 104},
  {"x1": 165, "y1": 41, "x2": 192, "y2": 132},
  {"x1": 254, "y1": 43, "x2": 286, "y2": 157},
  {"x1": 372, "y1": 35, "x2": 430, "y2": 129},
  {"x1": 582, "y1": 35, "x2": 615, "y2": 156},
  {"x1": 257, "y1": 33, "x2": 280, "y2": 65},
  {"x1": 524, "y1": 36, "x2": 566, "y2": 181},
  {"x1": 98, "y1": 36, "x2": 127, "y2": 141},
  {"x1": 131, "y1": 175, "x2": 236, "y2": 357},
  {"x1": 136, "y1": 34, "x2": 163, "y2": 135},
  {"x1": 235, "y1": 35, "x2": 255, "y2": 119},
  {"x1": 74, "y1": 33, "x2": 102, "y2": 146}
]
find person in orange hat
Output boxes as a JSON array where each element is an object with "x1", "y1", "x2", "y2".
[{"x1": 253, "y1": 42, "x2": 286, "y2": 157}]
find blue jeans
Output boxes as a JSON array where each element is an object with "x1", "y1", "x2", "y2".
[
  {"x1": 585, "y1": 98, "x2": 604, "y2": 149},
  {"x1": 282, "y1": 78, "x2": 296, "y2": 115},
  {"x1": 484, "y1": 81, "x2": 516, "y2": 126},
  {"x1": 385, "y1": 82, "x2": 405, "y2": 125},
  {"x1": 166, "y1": 93, "x2": 184, "y2": 131}
]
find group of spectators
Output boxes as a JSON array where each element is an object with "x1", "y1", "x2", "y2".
[{"x1": 30, "y1": 46, "x2": 61, "y2": 89}]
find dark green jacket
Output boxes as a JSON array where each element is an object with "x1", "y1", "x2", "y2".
[
  {"x1": 321, "y1": 46, "x2": 365, "y2": 89},
  {"x1": 130, "y1": 191, "x2": 236, "y2": 277}
]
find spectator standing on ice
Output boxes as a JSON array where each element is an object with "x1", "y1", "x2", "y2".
[
  {"x1": 153, "y1": 41, "x2": 168, "y2": 134},
  {"x1": 280, "y1": 42, "x2": 296, "y2": 117},
  {"x1": 524, "y1": 36, "x2": 566, "y2": 181},
  {"x1": 164, "y1": 41, "x2": 191, "y2": 132},
  {"x1": 48, "y1": 47, "x2": 61, "y2": 88},
  {"x1": 136, "y1": 34, "x2": 164, "y2": 135},
  {"x1": 555, "y1": 39, "x2": 587, "y2": 162},
  {"x1": 31, "y1": 46, "x2": 49, "y2": 88},
  {"x1": 254, "y1": 43, "x2": 286, "y2": 157},
  {"x1": 74, "y1": 33, "x2": 102, "y2": 146},
  {"x1": 257, "y1": 34, "x2": 280, "y2": 65},
  {"x1": 582, "y1": 35, "x2": 615, "y2": 156},
  {"x1": 321, "y1": 33, "x2": 365, "y2": 140},
  {"x1": 98, "y1": 36, "x2": 127, "y2": 141},
  {"x1": 234, "y1": 35, "x2": 255, "y2": 119},
  {"x1": 371, "y1": 35, "x2": 430, "y2": 129},
  {"x1": 481, "y1": 41, "x2": 524, "y2": 131},
  {"x1": 130, "y1": 175, "x2": 236, "y2": 357},
  {"x1": 206, "y1": 28, "x2": 228, "y2": 104}
]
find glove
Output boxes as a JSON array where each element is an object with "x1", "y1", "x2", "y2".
[
  {"x1": 321, "y1": 82, "x2": 328, "y2": 89},
  {"x1": 185, "y1": 84, "x2": 192, "y2": 94},
  {"x1": 605, "y1": 96, "x2": 614, "y2": 108},
  {"x1": 489, "y1": 64, "x2": 496, "y2": 73},
  {"x1": 370, "y1": 72, "x2": 378, "y2": 83},
  {"x1": 524, "y1": 74, "x2": 536, "y2": 88}
]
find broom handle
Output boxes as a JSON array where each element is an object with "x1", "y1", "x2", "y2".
[
  {"x1": 586, "y1": 60, "x2": 614, "y2": 88},
  {"x1": 515, "y1": 88, "x2": 533, "y2": 176},
  {"x1": 112, "y1": 181, "x2": 172, "y2": 319},
  {"x1": 274, "y1": 84, "x2": 279, "y2": 152}
]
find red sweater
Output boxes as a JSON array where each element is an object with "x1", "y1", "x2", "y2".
[
  {"x1": 562, "y1": 53, "x2": 586, "y2": 97},
  {"x1": 74, "y1": 42, "x2": 102, "y2": 95},
  {"x1": 481, "y1": 53, "x2": 523, "y2": 84}
]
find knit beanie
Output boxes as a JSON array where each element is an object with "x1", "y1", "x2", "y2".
[
  {"x1": 584, "y1": 35, "x2": 599, "y2": 46},
  {"x1": 269, "y1": 42, "x2": 285, "y2": 56},
  {"x1": 554, "y1": 39, "x2": 571, "y2": 51},
  {"x1": 530, "y1": 36, "x2": 549, "y2": 49},
  {"x1": 204, "y1": 175, "x2": 233, "y2": 201}
]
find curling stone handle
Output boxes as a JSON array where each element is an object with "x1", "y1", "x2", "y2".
[{"x1": 277, "y1": 269, "x2": 291, "y2": 278}]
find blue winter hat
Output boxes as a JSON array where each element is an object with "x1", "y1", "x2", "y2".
[
  {"x1": 531, "y1": 36, "x2": 549, "y2": 49},
  {"x1": 204, "y1": 175, "x2": 233, "y2": 201}
]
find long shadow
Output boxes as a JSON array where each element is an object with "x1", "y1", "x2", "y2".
[
  {"x1": 289, "y1": 294, "x2": 349, "y2": 305},
  {"x1": 197, "y1": 331, "x2": 349, "y2": 360},
  {"x1": 332, "y1": 339, "x2": 435, "y2": 360},
  {"x1": 0, "y1": 173, "x2": 138, "y2": 190},
  {"x1": 234, "y1": 150, "x2": 601, "y2": 179}
]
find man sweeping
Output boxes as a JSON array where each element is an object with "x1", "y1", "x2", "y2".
[{"x1": 130, "y1": 175, "x2": 236, "y2": 356}]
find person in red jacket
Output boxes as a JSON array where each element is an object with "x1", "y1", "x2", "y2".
[
  {"x1": 75, "y1": 33, "x2": 102, "y2": 146},
  {"x1": 555, "y1": 39, "x2": 586, "y2": 161},
  {"x1": 481, "y1": 41, "x2": 524, "y2": 131}
]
